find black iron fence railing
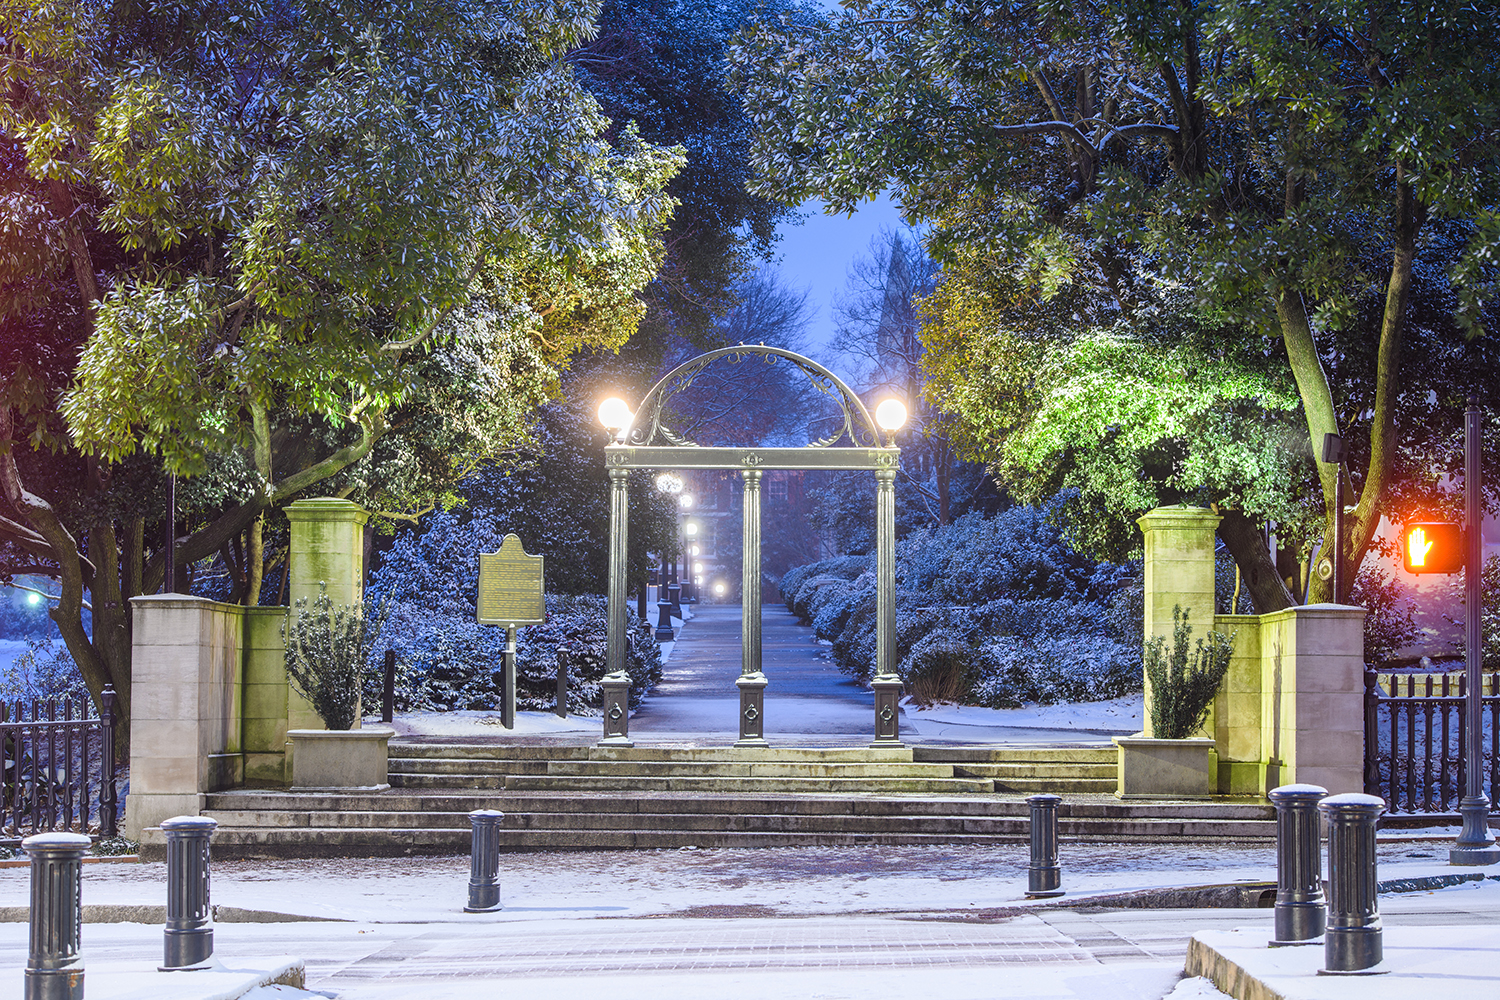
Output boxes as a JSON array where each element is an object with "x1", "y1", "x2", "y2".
[
  {"x1": 0, "y1": 685, "x2": 118, "y2": 842},
  {"x1": 1364, "y1": 668, "x2": 1499, "y2": 814}
]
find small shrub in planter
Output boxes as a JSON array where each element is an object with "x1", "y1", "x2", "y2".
[
  {"x1": 1143, "y1": 605, "x2": 1234, "y2": 740},
  {"x1": 284, "y1": 585, "x2": 384, "y2": 730}
]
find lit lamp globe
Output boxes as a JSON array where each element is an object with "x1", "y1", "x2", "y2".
[
  {"x1": 875, "y1": 398, "x2": 908, "y2": 435},
  {"x1": 679, "y1": 493, "x2": 694, "y2": 509},
  {"x1": 655, "y1": 472, "x2": 683, "y2": 495},
  {"x1": 597, "y1": 397, "x2": 633, "y2": 438},
  {"x1": 714, "y1": 582, "x2": 726, "y2": 596},
  {"x1": 683, "y1": 521, "x2": 698, "y2": 538}
]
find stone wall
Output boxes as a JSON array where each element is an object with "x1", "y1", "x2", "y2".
[
  {"x1": 126, "y1": 497, "x2": 369, "y2": 838},
  {"x1": 1138, "y1": 507, "x2": 1367, "y2": 797},
  {"x1": 126, "y1": 595, "x2": 246, "y2": 840}
]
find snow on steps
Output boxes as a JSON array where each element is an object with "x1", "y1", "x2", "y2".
[{"x1": 175, "y1": 743, "x2": 1274, "y2": 858}]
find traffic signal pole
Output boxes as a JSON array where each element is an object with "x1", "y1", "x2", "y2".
[{"x1": 1452, "y1": 397, "x2": 1500, "y2": 866}]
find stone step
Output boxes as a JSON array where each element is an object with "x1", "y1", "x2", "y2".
[
  {"x1": 205, "y1": 808, "x2": 477, "y2": 830},
  {"x1": 955, "y1": 762, "x2": 1117, "y2": 778},
  {"x1": 390, "y1": 773, "x2": 508, "y2": 790},
  {"x1": 540, "y1": 761, "x2": 961, "y2": 779},
  {"x1": 203, "y1": 790, "x2": 1272, "y2": 821},
  {"x1": 914, "y1": 745, "x2": 1117, "y2": 764},
  {"x1": 389, "y1": 744, "x2": 917, "y2": 763},
  {"x1": 499, "y1": 775, "x2": 996, "y2": 794},
  {"x1": 192, "y1": 816, "x2": 1277, "y2": 858},
  {"x1": 388, "y1": 758, "x2": 548, "y2": 776}
]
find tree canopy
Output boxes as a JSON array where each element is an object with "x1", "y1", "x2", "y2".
[
  {"x1": 0, "y1": 0, "x2": 682, "y2": 730},
  {"x1": 731, "y1": 0, "x2": 1500, "y2": 610}
]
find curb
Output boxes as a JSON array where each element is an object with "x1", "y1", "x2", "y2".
[
  {"x1": 0, "y1": 903, "x2": 347, "y2": 924},
  {"x1": 1378, "y1": 872, "x2": 1500, "y2": 893}
]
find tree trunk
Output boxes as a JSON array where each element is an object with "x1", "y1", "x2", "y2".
[{"x1": 1217, "y1": 510, "x2": 1294, "y2": 613}]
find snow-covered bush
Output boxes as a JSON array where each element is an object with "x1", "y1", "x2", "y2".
[
  {"x1": 778, "y1": 503, "x2": 1141, "y2": 703},
  {"x1": 900, "y1": 628, "x2": 985, "y2": 706},
  {"x1": 364, "y1": 511, "x2": 661, "y2": 713}
]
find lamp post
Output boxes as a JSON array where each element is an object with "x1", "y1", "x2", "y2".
[
  {"x1": 682, "y1": 518, "x2": 699, "y2": 603},
  {"x1": 871, "y1": 398, "x2": 908, "y2": 748}
]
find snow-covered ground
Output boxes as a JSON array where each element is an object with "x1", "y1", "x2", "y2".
[{"x1": 904, "y1": 695, "x2": 1143, "y2": 737}]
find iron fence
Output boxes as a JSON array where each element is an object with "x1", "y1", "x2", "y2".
[
  {"x1": 1, "y1": 685, "x2": 118, "y2": 842},
  {"x1": 1364, "y1": 668, "x2": 1499, "y2": 814}
]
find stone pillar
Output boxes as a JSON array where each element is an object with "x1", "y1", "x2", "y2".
[
  {"x1": 285, "y1": 497, "x2": 369, "y2": 607},
  {"x1": 126, "y1": 596, "x2": 244, "y2": 841},
  {"x1": 871, "y1": 461, "x2": 903, "y2": 747},
  {"x1": 284, "y1": 498, "x2": 370, "y2": 733},
  {"x1": 1136, "y1": 507, "x2": 1221, "y2": 738},
  {"x1": 1261, "y1": 605, "x2": 1367, "y2": 793}
]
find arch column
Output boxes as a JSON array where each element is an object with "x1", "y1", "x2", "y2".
[
  {"x1": 871, "y1": 462, "x2": 903, "y2": 747},
  {"x1": 736, "y1": 469, "x2": 768, "y2": 747},
  {"x1": 601, "y1": 464, "x2": 633, "y2": 747}
]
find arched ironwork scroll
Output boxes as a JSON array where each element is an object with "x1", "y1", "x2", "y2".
[{"x1": 623, "y1": 345, "x2": 884, "y2": 451}]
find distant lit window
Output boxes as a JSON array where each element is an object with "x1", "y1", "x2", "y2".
[{"x1": 767, "y1": 476, "x2": 788, "y2": 502}]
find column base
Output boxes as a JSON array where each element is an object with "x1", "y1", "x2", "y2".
[
  {"x1": 599, "y1": 673, "x2": 632, "y2": 748},
  {"x1": 870, "y1": 675, "x2": 904, "y2": 748},
  {"x1": 735, "y1": 672, "x2": 769, "y2": 747}
]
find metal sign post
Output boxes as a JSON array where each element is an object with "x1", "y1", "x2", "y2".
[
  {"x1": 477, "y1": 534, "x2": 545, "y2": 730},
  {"x1": 1451, "y1": 398, "x2": 1499, "y2": 866}
]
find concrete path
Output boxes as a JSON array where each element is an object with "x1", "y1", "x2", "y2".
[{"x1": 630, "y1": 602, "x2": 880, "y2": 742}]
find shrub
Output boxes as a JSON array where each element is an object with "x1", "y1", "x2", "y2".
[
  {"x1": 368, "y1": 594, "x2": 660, "y2": 714},
  {"x1": 1143, "y1": 605, "x2": 1233, "y2": 740},
  {"x1": 900, "y1": 629, "x2": 982, "y2": 706},
  {"x1": 283, "y1": 585, "x2": 380, "y2": 731}
]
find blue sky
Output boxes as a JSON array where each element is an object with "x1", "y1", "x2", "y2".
[{"x1": 770, "y1": 191, "x2": 905, "y2": 379}]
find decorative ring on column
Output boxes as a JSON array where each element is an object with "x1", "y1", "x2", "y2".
[{"x1": 608, "y1": 704, "x2": 623, "y2": 720}]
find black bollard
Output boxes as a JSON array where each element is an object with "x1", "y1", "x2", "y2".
[
  {"x1": 382, "y1": 650, "x2": 396, "y2": 724},
  {"x1": 160, "y1": 815, "x2": 218, "y2": 971},
  {"x1": 1319, "y1": 793, "x2": 1387, "y2": 974},
  {"x1": 465, "y1": 809, "x2": 505, "y2": 912},
  {"x1": 555, "y1": 644, "x2": 570, "y2": 718},
  {"x1": 23, "y1": 832, "x2": 90, "y2": 1000},
  {"x1": 1269, "y1": 783, "x2": 1327, "y2": 946},
  {"x1": 1025, "y1": 794, "x2": 1065, "y2": 898}
]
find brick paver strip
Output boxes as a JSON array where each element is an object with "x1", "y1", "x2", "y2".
[{"x1": 328, "y1": 917, "x2": 1094, "y2": 981}]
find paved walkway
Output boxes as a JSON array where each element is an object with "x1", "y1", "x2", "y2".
[{"x1": 631, "y1": 602, "x2": 879, "y2": 741}]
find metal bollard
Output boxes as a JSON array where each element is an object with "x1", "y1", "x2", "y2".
[
  {"x1": 23, "y1": 832, "x2": 91, "y2": 1000},
  {"x1": 465, "y1": 809, "x2": 505, "y2": 912},
  {"x1": 654, "y1": 600, "x2": 675, "y2": 641},
  {"x1": 555, "y1": 645, "x2": 570, "y2": 718},
  {"x1": 382, "y1": 649, "x2": 396, "y2": 724},
  {"x1": 160, "y1": 815, "x2": 218, "y2": 971},
  {"x1": 1268, "y1": 783, "x2": 1327, "y2": 946},
  {"x1": 1025, "y1": 794, "x2": 1065, "y2": 898},
  {"x1": 1319, "y1": 793, "x2": 1387, "y2": 974}
]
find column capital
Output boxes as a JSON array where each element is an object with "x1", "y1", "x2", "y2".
[
  {"x1": 1136, "y1": 505, "x2": 1221, "y2": 534},
  {"x1": 284, "y1": 496, "x2": 370, "y2": 528}
]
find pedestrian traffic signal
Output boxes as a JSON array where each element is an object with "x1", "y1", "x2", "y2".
[{"x1": 1402, "y1": 522, "x2": 1464, "y2": 574}]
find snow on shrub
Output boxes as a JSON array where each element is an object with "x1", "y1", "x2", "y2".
[
  {"x1": 364, "y1": 512, "x2": 661, "y2": 713},
  {"x1": 778, "y1": 505, "x2": 1141, "y2": 703}
]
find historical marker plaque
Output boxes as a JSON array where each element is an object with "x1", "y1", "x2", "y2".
[{"x1": 477, "y1": 534, "x2": 545, "y2": 626}]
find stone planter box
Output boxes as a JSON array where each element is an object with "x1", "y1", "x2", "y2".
[
  {"x1": 288, "y1": 727, "x2": 394, "y2": 792},
  {"x1": 1114, "y1": 735, "x2": 1214, "y2": 799}
]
